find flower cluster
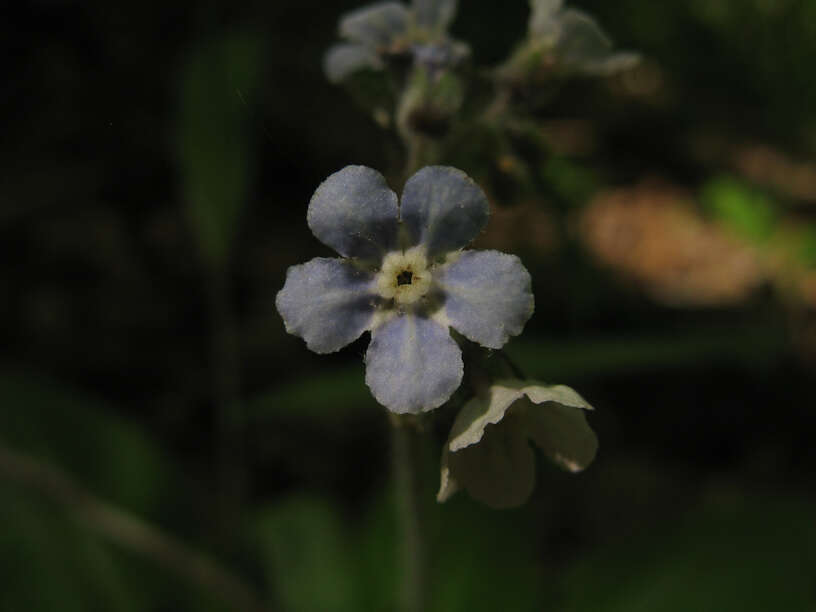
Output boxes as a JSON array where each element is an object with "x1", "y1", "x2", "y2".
[
  {"x1": 276, "y1": 165, "x2": 534, "y2": 414},
  {"x1": 325, "y1": 0, "x2": 469, "y2": 84}
]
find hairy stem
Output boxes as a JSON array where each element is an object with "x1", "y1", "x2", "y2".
[
  {"x1": 498, "y1": 349, "x2": 527, "y2": 380},
  {"x1": 391, "y1": 417, "x2": 426, "y2": 612},
  {"x1": 403, "y1": 133, "x2": 428, "y2": 181},
  {"x1": 0, "y1": 442, "x2": 269, "y2": 612}
]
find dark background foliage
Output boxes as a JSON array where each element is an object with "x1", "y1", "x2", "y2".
[{"x1": 2, "y1": 0, "x2": 816, "y2": 610}]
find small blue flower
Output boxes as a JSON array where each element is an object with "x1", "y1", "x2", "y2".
[
  {"x1": 276, "y1": 166, "x2": 534, "y2": 414},
  {"x1": 325, "y1": 0, "x2": 468, "y2": 83}
]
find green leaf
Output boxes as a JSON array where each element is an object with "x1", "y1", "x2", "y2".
[
  {"x1": 0, "y1": 372, "x2": 170, "y2": 513},
  {"x1": 246, "y1": 367, "x2": 376, "y2": 425},
  {"x1": 795, "y1": 225, "x2": 816, "y2": 267},
  {"x1": 0, "y1": 483, "x2": 140, "y2": 612},
  {"x1": 252, "y1": 486, "x2": 548, "y2": 611},
  {"x1": 558, "y1": 497, "x2": 816, "y2": 612},
  {"x1": 177, "y1": 33, "x2": 264, "y2": 268},
  {"x1": 255, "y1": 496, "x2": 356, "y2": 612},
  {"x1": 701, "y1": 175, "x2": 777, "y2": 244},
  {"x1": 543, "y1": 156, "x2": 598, "y2": 206}
]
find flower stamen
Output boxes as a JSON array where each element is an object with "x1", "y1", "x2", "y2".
[{"x1": 376, "y1": 246, "x2": 432, "y2": 305}]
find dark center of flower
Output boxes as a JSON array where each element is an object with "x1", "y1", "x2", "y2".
[{"x1": 396, "y1": 269, "x2": 414, "y2": 286}]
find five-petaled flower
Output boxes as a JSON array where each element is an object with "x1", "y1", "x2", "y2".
[
  {"x1": 276, "y1": 165, "x2": 534, "y2": 414},
  {"x1": 325, "y1": 0, "x2": 469, "y2": 83}
]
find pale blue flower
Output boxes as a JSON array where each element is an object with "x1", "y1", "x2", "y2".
[
  {"x1": 276, "y1": 166, "x2": 534, "y2": 414},
  {"x1": 527, "y1": 0, "x2": 640, "y2": 76},
  {"x1": 324, "y1": 0, "x2": 468, "y2": 83}
]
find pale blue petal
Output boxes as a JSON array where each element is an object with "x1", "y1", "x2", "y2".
[
  {"x1": 437, "y1": 250, "x2": 534, "y2": 349},
  {"x1": 365, "y1": 314, "x2": 463, "y2": 414},
  {"x1": 307, "y1": 166, "x2": 399, "y2": 260},
  {"x1": 555, "y1": 9, "x2": 638, "y2": 75},
  {"x1": 412, "y1": 40, "x2": 470, "y2": 72},
  {"x1": 339, "y1": 2, "x2": 409, "y2": 47},
  {"x1": 400, "y1": 166, "x2": 489, "y2": 256},
  {"x1": 412, "y1": 0, "x2": 457, "y2": 31},
  {"x1": 324, "y1": 43, "x2": 384, "y2": 83},
  {"x1": 529, "y1": 0, "x2": 563, "y2": 38},
  {"x1": 276, "y1": 258, "x2": 377, "y2": 354}
]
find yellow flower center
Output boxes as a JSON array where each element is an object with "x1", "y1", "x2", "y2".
[{"x1": 376, "y1": 246, "x2": 432, "y2": 305}]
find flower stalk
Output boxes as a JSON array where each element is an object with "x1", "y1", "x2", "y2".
[{"x1": 391, "y1": 416, "x2": 427, "y2": 612}]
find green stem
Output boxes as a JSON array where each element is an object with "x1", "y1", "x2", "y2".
[
  {"x1": 391, "y1": 417, "x2": 426, "y2": 612},
  {"x1": 498, "y1": 349, "x2": 527, "y2": 380},
  {"x1": 403, "y1": 133, "x2": 428, "y2": 181},
  {"x1": 207, "y1": 267, "x2": 245, "y2": 527}
]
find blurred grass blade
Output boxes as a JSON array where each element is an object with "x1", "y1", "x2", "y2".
[
  {"x1": 0, "y1": 372, "x2": 169, "y2": 513},
  {"x1": 178, "y1": 33, "x2": 264, "y2": 268},
  {"x1": 0, "y1": 444, "x2": 268, "y2": 612}
]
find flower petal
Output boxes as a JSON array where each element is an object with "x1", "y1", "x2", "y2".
[
  {"x1": 436, "y1": 446, "x2": 460, "y2": 502},
  {"x1": 529, "y1": 0, "x2": 564, "y2": 38},
  {"x1": 447, "y1": 385, "x2": 524, "y2": 451},
  {"x1": 364, "y1": 314, "x2": 463, "y2": 414},
  {"x1": 307, "y1": 166, "x2": 399, "y2": 260},
  {"x1": 437, "y1": 250, "x2": 534, "y2": 349},
  {"x1": 440, "y1": 379, "x2": 597, "y2": 507},
  {"x1": 339, "y1": 2, "x2": 409, "y2": 47},
  {"x1": 519, "y1": 383, "x2": 598, "y2": 472},
  {"x1": 443, "y1": 413, "x2": 535, "y2": 509},
  {"x1": 400, "y1": 166, "x2": 489, "y2": 256},
  {"x1": 324, "y1": 43, "x2": 384, "y2": 83},
  {"x1": 412, "y1": 0, "x2": 457, "y2": 31},
  {"x1": 276, "y1": 257, "x2": 377, "y2": 354},
  {"x1": 522, "y1": 382, "x2": 593, "y2": 410},
  {"x1": 554, "y1": 9, "x2": 639, "y2": 75}
]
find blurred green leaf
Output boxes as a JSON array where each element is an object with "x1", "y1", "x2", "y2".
[
  {"x1": 509, "y1": 324, "x2": 786, "y2": 381},
  {"x1": 0, "y1": 483, "x2": 139, "y2": 612},
  {"x1": 557, "y1": 496, "x2": 816, "y2": 612},
  {"x1": 178, "y1": 33, "x2": 264, "y2": 268},
  {"x1": 0, "y1": 480, "x2": 234, "y2": 612},
  {"x1": 247, "y1": 367, "x2": 376, "y2": 425},
  {"x1": 247, "y1": 323, "x2": 786, "y2": 438},
  {"x1": 701, "y1": 175, "x2": 777, "y2": 244},
  {"x1": 245, "y1": 369, "x2": 385, "y2": 486},
  {"x1": 0, "y1": 372, "x2": 170, "y2": 514},
  {"x1": 0, "y1": 373, "x2": 242, "y2": 612},
  {"x1": 255, "y1": 496, "x2": 356, "y2": 612},
  {"x1": 795, "y1": 225, "x2": 816, "y2": 267},
  {"x1": 543, "y1": 156, "x2": 598, "y2": 206},
  {"x1": 252, "y1": 488, "x2": 546, "y2": 612}
]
